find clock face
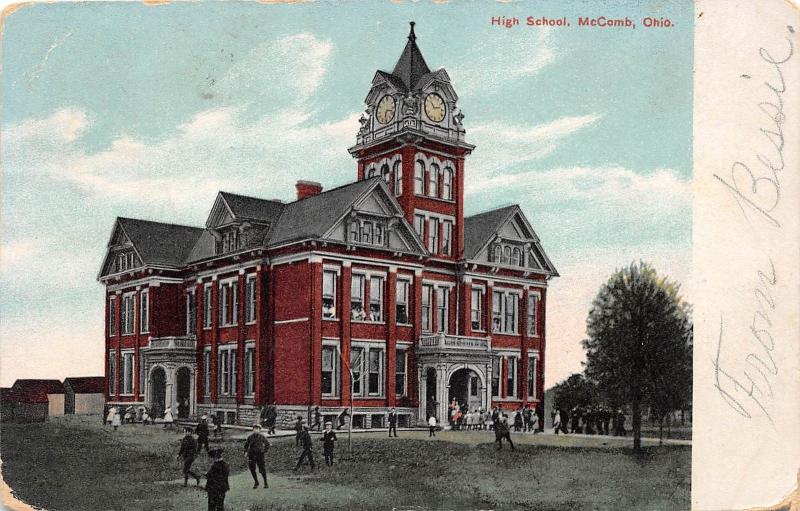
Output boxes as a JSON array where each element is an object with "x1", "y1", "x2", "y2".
[
  {"x1": 424, "y1": 93, "x2": 446, "y2": 122},
  {"x1": 376, "y1": 95, "x2": 396, "y2": 124}
]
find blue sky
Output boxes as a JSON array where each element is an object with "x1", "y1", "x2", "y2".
[{"x1": 0, "y1": 1, "x2": 693, "y2": 387}]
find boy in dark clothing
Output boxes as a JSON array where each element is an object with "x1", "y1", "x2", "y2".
[
  {"x1": 293, "y1": 425, "x2": 315, "y2": 471},
  {"x1": 196, "y1": 416, "x2": 210, "y2": 454},
  {"x1": 311, "y1": 406, "x2": 322, "y2": 431},
  {"x1": 320, "y1": 422, "x2": 337, "y2": 466},
  {"x1": 494, "y1": 415, "x2": 515, "y2": 450},
  {"x1": 264, "y1": 402, "x2": 277, "y2": 435},
  {"x1": 205, "y1": 448, "x2": 229, "y2": 511},
  {"x1": 294, "y1": 416, "x2": 304, "y2": 446},
  {"x1": 244, "y1": 424, "x2": 270, "y2": 489},
  {"x1": 178, "y1": 428, "x2": 201, "y2": 487},
  {"x1": 387, "y1": 408, "x2": 398, "y2": 437}
]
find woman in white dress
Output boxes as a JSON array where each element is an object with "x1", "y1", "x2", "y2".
[{"x1": 110, "y1": 408, "x2": 121, "y2": 431}]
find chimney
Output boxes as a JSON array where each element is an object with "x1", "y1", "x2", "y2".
[{"x1": 295, "y1": 180, "x2": 323, "y2": 200}]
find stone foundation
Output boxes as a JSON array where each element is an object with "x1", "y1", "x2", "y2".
[{"x1": 194, "y1": 403, "x2": 420, "y2": 428}]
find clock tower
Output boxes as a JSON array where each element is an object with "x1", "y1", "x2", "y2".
[{"x1": 348, "y1": 22, "x2": 474, "y2": 261}]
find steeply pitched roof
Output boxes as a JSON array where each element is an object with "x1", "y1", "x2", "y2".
[
  {"x1": 219, "y1": 192, "x2": 285, "y2": 224},
  {"x1": 463, "y1": 205, "x2": 518, "y2": 260},
  {"x1": 391, "y1": 23, "x2": 432, "y2": 91},
  {"x1": 12, "y1": 379, "x2": 64, "y2": 395},
  {"x1": 118, "y1": 218, "x2": 205, "y2": 267},
  {"x1": 64, "y1": 377, "x2": 105, "y2": 394},
  {"x1": 267, "y1": 178, "x2": 379, "y2": 246}
]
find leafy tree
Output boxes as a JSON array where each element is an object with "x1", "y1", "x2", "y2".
[
  {"x1": 583, "y1": 262, "x2": 692, "y2": 450},
  {"x1": 552, "y1": 373, "x2": 595, "y2": 412}
]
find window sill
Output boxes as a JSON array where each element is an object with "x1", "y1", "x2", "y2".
[
  {"x1": 414, "y1": 194, "x2": 456, "y2": 205},
  {"x1": 219, "y1": 323, "x2": 239, "y2": 328},
  {"x1": 396, "y1": 323, "x2": 413, "y2": 328},
  {"x1": 323, "y1": 317, "x2": 339, "y2": 322},
  {"x1": 322, "y1": 395, "x2": 340, "y2": 400},
  {"x1": 351, "y1": 320, "x2": 386, "y2": 325},
  {"x1": 245, "y1": 321, "x2": 256, "y2": 326}
]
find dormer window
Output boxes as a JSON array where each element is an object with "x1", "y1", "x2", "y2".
[
  {"x1": 115, "y1": 251, "x2": 135, "y2": 272},
  {"x1": 349, "y1": 219, "x2": 388, "y2": 247},
  {"x1": 217, "y1": 226, "x2": 244, "y2": 254},
  {"x1": 491, "y1": 243, "x2": 525, "y2": 267}
]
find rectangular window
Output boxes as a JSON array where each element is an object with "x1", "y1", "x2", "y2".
[
  {"x1": 121, "y1": 351, "x2": 134, "y2": 395},
  {"x1": 414, "y1": 161, "x2": 425, "y2": 194},
  {"x1": 470, "y1": 288, "x2": 482, "y2": 331},
  {"x1": 121, "y1": 293, "x2": 135, "y2": 335},
  {"x1": 436, "y1": 287, "x2": 449, "y2": 333},
  {"x1": 442, "y1": 221, "x2": 453, "y2": 256},
  {"x1": 361, "y1": 222, "x2": 373, "y2": 244},
  {"x1": 421, "y1": 285, "x2": 433, "y2": 332},
  {"x1": 246, "y1": 276, "x2": 256, "y2": 324},
  {"x1": 369, "y1": 277, "x2": 383, "y2": 322},
  {"x1": 505, "y1": 294, "x2": 518, "y2": 334},
  {"x1": 203, "y1": 348, "x2": 211, "y2": 397},
  {"x1": 414, "y1": 215, "x2": 425, "y2": 238},
  {"x1": 218, "y1": 346, "x2": 238, "y2": 396},
  {"x1": 396, "y1": 280, "x2": 409, "y2": 325},
  {"x1": 491, "y1": 357, "x2": 500, "y2": 398},
  {"x1": 244, "y1": 345, "x2": 255, "y2": 397},
  {"x1": 527, "y1": 356, "x2": 536, "y2": 399},
  {"x1": 527, "y1": 295, "x2": 538, "y2": 336},
  {"x1": 428, "y1": 165, "x2": 439, "y2": 197},
  {"x1": 368, "y1": 349, "x2": 382, "y2": 396},
  {"x1": 351, "y1": 275, "x2": 365, "y2": 321},
  {"x1": 323, "y1": 271, "x2": 337, "y2": 319},
  {"x1": 506, "y1": 356, "x2": 517, "y2": 398},
  {"x1": 374, "y1": 224, "x2": 384, "y2": 246},
  {"x1": 350, "y1": 347, "x2": 363, "y2": 396},
  {"x1": 220, "y1": 280, "x2": 238, "y2": 326},
  {"x1": 139, "y1": 290, "x2": 149, "y2": 333},
  {"x1": 395, "y1": 349, "x2": 407, "y2": 396},
  {"x1": 203, "y1": 284, "x2": 212, "y2": 329},
  {"x1": 427, "y1": 218, "x2": 439, "y2": 253},
  {"x1": 108, "y1": 297, "x2": 116, "y2": 336},
  {"x1": 492, "y1": 291, "x2": 503, "y2": 333},
  {"x1": 219, "y1": 350, "x2": 229, "y2": 395},
  {"x1": 108, "y1": 351, "x2": 116, "y2": 395},
  {"x1": 186, "y1": 290, "x2": 197, "y2": 335},
  {"x1": 321, "y1": 345, "x2": 339, "y2": 397}
]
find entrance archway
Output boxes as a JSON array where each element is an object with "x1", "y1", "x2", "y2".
[
  {"x1": 448, "y1": 368, "x2": 482, "y2": 411},
  {"x1": 176, "y1": 367, "x2": 191, "y2": 418},
  {"x1": 149, "y1": 367, "x2": 166, "y2": 418},
  {"x1": 425, "y1": 367, "x2": 437, "y2": 420}
]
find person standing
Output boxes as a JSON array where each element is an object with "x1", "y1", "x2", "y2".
[
  {"x1": 387, "y1": 408, "x2": 398, "y2": 437},
  {"x1": 212, "y1": 414, "x2": 224, "y2": 439},
  {"x1": 523, "y1": 406, "x2": 532, "y2": 433},
  {"x1": 205, "y1": 448, "x2": 229, "y2": 511},
  {"x1": 553, "y1": 412, "x2": 562, "y2": 435},
  {"x1": 294, "y1": 416, "x2": 304, "y2": 446},
  {"x1": 178, "y1": 427, "x2": 201, "y2": 487},
  {"x1": 244, "y1": 424, "x2": 270, "y2": 489},
  {"x1": 196, "y1": 415, "x2": 210, "y2": 454},
  {"x1": 264, "y1": 402, "x2": 277, "y2": 435},
  {"x1": 311, "y1": 406, "x2": 322, "y2": 432},
  {"x1": 320, "y1": 422, "x2": 337, "y2": 466},
  {"x1": 294, "y1": 425, "x2": 315, "y2": 471},
  {"x1": 110, "y1": 408, "x2": 121, "y2": 431},
  {"x1": 495, "y1": 414, "x2": 515, "y2": 450},
  {"x1": 428, "y1": 415, "x2": 437, "y2": 437}
]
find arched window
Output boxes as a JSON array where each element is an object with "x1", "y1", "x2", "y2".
[
  {"x1": 393, "y1": 160, "x2": 402, "y2": 196},
  {"x1": 493, "y1": 245, "x2": 502, "y2": 262},
  {"x1": 367, "y1": 166, "x2": 377, "y2": 179},
  {"x1": 414, "y1": 160, "x2": 425, "y2": 195},
  {"x1": 503, "y1": 246, "x2": 511, "y2": 264},
  {"x1": 442, "y1": 167, "x2": 453, "y2": 200},
  {"x1": 381, "y1": 163, "x2": 390, "y2": 184},
  {"x1": 428, "y1": 163, "x2": 439, "y2": 197},
  {"x1": 511, "y1": 248, "x2": 522, "y2": 266}
]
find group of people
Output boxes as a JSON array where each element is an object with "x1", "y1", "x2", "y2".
[
  {"x1": 551, "y1": 406, "x2": 627, "y2": 436},
  {"x1": 176, "y1": 414, "x2": 341, "y2": 511},
  {"x1": 447, "y1": 399, "x2": 542, "y2": 434}
]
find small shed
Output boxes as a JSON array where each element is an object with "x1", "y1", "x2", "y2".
[
  {"x1": 12, "y1": 379, "x2": 65, "y2": 417},
  {"x1": 64, "y1": 377, "x2": 106, "y2": 415},
  {"x1": 0, "y1": 386, "x2": 49, "y2": 422}
]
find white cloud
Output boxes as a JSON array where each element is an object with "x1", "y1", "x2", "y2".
[
  {"x1": 449, "y1": 28, "x2": 555, "y2": 96},
  {"x1": 468, "y1": 114, "x2": 602, "y2": 175},
  {"x1": 0, "y1": 240, "x2": 39, "y2": 270}
]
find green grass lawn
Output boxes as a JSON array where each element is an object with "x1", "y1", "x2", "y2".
[{"x1": 1, "y1": 416, "x2": 690, "y2": 511}]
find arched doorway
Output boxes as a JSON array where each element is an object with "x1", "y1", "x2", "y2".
[
  {"x1": 149, "y1": 367, "x2": 166, "y2": 418},
  {"x1": 176, "y1": 367, "x2": 191, "y2": 418},
  {"x1": 426, "y1": 367, "x2": 437, "y2": 420},
  {"x1": 449, "y1": 368, "x2": 482, "y2": 411}
]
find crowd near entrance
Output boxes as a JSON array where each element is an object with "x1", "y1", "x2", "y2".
[{"x1": 448, "y1": 368, "x2": 482, "y2": 412}]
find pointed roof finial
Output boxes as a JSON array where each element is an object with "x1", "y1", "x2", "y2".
[{"x1": 408, "y1": 21, "x2": 416, "y2": 41}]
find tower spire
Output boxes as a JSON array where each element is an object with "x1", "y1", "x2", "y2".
[
  {"x1": 392, "y1": 21, "x2": 430, "y2": 90},
  {"x1": 408, "y1": 21, "x2": 416, "y2": 41}
]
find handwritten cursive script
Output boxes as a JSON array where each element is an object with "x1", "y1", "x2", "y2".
[{"x1": 711, "y1": 27, "x2": 793, "y2": 424}]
